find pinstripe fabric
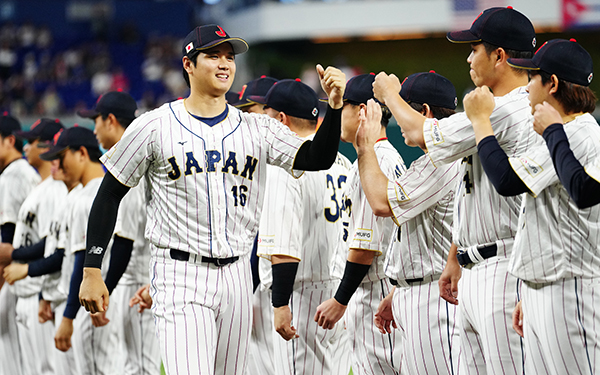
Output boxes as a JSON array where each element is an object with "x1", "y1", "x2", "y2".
[
  {"x1": 150, "y1": 248, "x2": 253, "y2": 375},
  {"x1": 52, "y1": 301, "x2": 77, "y2": 375},
  {"x1": 587, "y1": 158, "x2": 600, "y2": 182},
  {"x1": 15, "y1": 295, "x2": 55, "y2": 375},
  {"x1": 246, "y1": 288, "x2": 275, "y2": 375},
  {"x1": 0, "y1": 286, "x2": 22, "y2": 375}
]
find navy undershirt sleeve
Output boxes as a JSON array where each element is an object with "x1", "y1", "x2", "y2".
[
  {"x1": 477, "y1": 136, "x2": 530, "y2": 196},
  {"x1": 64, "y1": 251, "x2": 85, "y2": 319},
  {"x1": 103, "y1": 235, "x2": 133, "y2": 295},
  {"x1": 27, "y1": 248, "x2": 64, "y2": 277},
  {"x1": 271, "y1": 262, "x2": 298, "y2": 308},
  {"x1": 294, "y1": 106, "x2": 342, "y2": 171},
  {"x1": 543, "y1": 123, "x2": 600, "y2": 208},
  {"x1": 1, "y1": 223, "x2": 16, "y2": 244},
  {"x1": 11, "y1": 238, "x2": 46, "y2": 261}
]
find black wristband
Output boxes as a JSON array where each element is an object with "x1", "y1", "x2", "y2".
[
  {"x1": 271, "y1": 262, "x2": 298, "y2": 308},
  {"x1": 334, "y1": 261, "x2": 371, "y2": 306}
]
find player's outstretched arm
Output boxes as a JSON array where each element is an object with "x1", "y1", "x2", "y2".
[
  {"x1": 356, "y1": 101, "x2": 392, "y2": 217},
  {"x1": 372, "y1": 72, "x2": 427, "y2": 148},
  {"x1": 271, "y1": 255, "x2": 300, "y2": 341},
  {"x1": 438, "y1": 243, "x2": 461, "y2": 305}
]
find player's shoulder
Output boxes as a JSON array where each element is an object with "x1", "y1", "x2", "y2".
[
  {"x1": 494, "y1": 86, "x2": 530, "y2": 108},
  {"x1": 335, "y1": 152, "x2": 352, "y2": 170},
  {"x1": 128, "y1": 100, "x2": 181, "y2": 130},
  {"x1": 0, "y1": 158, "x2": 39, "y2": 182}
]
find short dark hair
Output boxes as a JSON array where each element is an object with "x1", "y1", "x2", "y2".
[
  {"x1": 182, "y1": 53, "x2": 199, "y2": 88},
  {"x1": 348, "y1": 102, "x2": 392, "y2": 127},
  {"x1": 0, "y1": 134, "x2": 23, "y2": 153},
  {"x1": 479, "y1": 41, "x2": 533, "y2": 76},
  {"x1": 408, "y1": 102, "x2": 456, "y2": 120},
  {"x1": 101, "y1": 114, "x2": 134, "y2": 128},
  {"x1": 87, "y1": 146, "x2": 103, "y2": 163},
  {"x1": 533, "y1": 70, "x2": 597, "y2": 114}
]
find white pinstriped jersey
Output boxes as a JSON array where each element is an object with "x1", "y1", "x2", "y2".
[
  {"x1": 10, "y1": 177, "x2": 67, "y2": 297},
  {"x1": 384, "y1": 155, "x2": 460, "y2": 280},
  {"x1": 258, "y1": 152, "x2": 351, "y2": 282},
  {"x1": 0, "y1": 158, "x2": 40, "y2": 228},
  {"x1": 423, "y1": 87, "x2": 542, "y2": 257},
  {"x1": 101, "y1": 101, "x2": 307, "y2": 259},
  {"x1": 115, "y1": 179, "x2": 149, "y2": 284},
  {"x1": 334, "y1": 140, "x2": 405, "y2": 283},
  {"x1": 587, "y1": 157, "x2": 600, "y2": 182},
  {"x1": 508, "y1": 113, "x2": 600, "y2": 282}
]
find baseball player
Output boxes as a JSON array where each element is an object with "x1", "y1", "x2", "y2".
[
  {"x1": 313, "y1": 73, "x2": 404, "y2": 375},
  {"x1": 1, "y1": 118, "x2": 67, "y2": 375},
  {"x1": 77, "y1": 90, "x2": 161, "y2": 375},
  {"x1": 372, "y1": 7, "x2": 540, "y2": 374},
  {"x1": 0, "y1": 114, "x2": 42, "y2": 375},
  {"x1": 464, "y1": 38, "x2": 600, "y2": 375},
  {"x1": 356, "y1": 72, "x2": 462, "y2": 375},
  {"x1": 231, "y1": 75, "x2": 278, "y2": 114},
  {"x1": 77, "y1": 24, "x2": 347, "y2": 375},
  {"x1": 254, "y1": 78, "x2": 352, "y2": 375}
]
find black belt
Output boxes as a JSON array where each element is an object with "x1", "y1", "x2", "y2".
[
  {"x1": 389, "y1": 277, "x2": 424, "y2": 286},
  {"x1": 456, "y1": 244, "x2": 497, "y2": 267},
  {"x1": 170, "y1": 249, "x2": 239, "y2": 267}
]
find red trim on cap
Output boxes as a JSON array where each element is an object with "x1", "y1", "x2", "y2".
[
  {"x1": 74, "y1": 124, "x2": 79, "y2": 127},
  {"x1": 376, "y1": 137, "x2": 388, "y2": 143},
  {"x1": 295, "y1": 78, "x2": 301, "y2": 82},
  {"x1": 369, "y1": 72, "x2": 375, "y2": 75},
  {"x1": 215, "y1": 26, "x2": 227, "y2": 37},
  {"x1": 3, "y1": 111, "x2": 8, "y2": 116},
  {"x1": 55, "y1": 119, "x2": 59, "y2": 123},
  {"x1": 260, "y1": 75, "x2": 266, "y2": 78},
  {"x1": 429, "y1": 70, "x2": 436, "y2": 73},
  {"x1": 507, "y1": 5, "x2": 513, "y2": 9},
  {"x1": 570, "y1": 38, "x2": 577, "y2": 42}
]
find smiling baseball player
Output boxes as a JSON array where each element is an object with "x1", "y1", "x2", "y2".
[{"x1": 78, "y1": 24, "x2": 347, "y2": 375}]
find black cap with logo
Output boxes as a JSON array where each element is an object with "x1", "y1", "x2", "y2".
[
  {"x1": 40, "y1": 127, "x2": 100, "y2": 161},
  {"x1": 77, "y1": 91, "x2": 138, "y2": 120},
  {"x1": 400, "y1": 71, "x2": 457, "y2": 110},
  {"x1": 0, "y1": 113, "x2": 20, "y2": 137},
  {"x1": 233, "y1": 76, "x2": 278, "y2": 108},
  {"x1": 182, "y1": 24, "x2": 248, "y2": 58},
  {"x1": 15, "y1": 118, "x2": 65, "y2": 143},
  {"x1": 250, "y1": 79, "x2": 319, "y2": 120}
]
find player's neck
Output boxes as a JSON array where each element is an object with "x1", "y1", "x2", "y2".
[
  {"x1": 185, "y1": 92, "x2": 228, "y2": 118},
  {"x1": 80, "y1": 163, "x2": 105, "y2": 187},
  {"x1": 1, "y1": 151, "x2": 23, "y2": 169},
  {"x1": 36, "y1": 162, "x2": 52, "y2": 180},
  {"x1": 488, "y1": 73, "x2": 529, "y2": 97}
]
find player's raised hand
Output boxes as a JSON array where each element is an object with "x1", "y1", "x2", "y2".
[
  {"x1": 374, "y1": 290, "x2": 396, "y2": 334},
  {"x1": 38, "y1": 299, "x2": 54, "y2": 324},
  {"x1": 533, "y1": 101, "x2": 563, "y2": 135},
  {"x1": 79, "y1": 267, "x2": 109, "y2": 313},
  {"x1": 464, "y1": 86, "x2": 495, "y2": 125},
  {"x1": 317, "y1": 64, "x2": 346, "y2": 109},
  {"x1": 90, "y1": 311, "x2": 110, "y2": 327},
  {"x1": 129, "y1": 284, "x2": 153, "y2": 313},
  {"x1": 512, "y1": 300, "x2": 524, "y2": 337},
  {"x1": 55, "y1": 317, "x2": 74, "y2": 352},
  {"x1": 3, "y1": 263, "x2": 28, "y2": 284},
  {"x1": 356, "y1": 99, "x2": 383, "y2": 152},
  {"x1": 372, "y1": 72, "x2": 401, "y2": 105},
  {"x1": 314, "y1": 298, "x2": 347, "y2": 330},
  {"x1": 274, "y1": 305, "x2": 299, "y2": 341}
]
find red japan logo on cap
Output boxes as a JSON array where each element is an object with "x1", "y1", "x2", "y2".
[
  {"x1": 31, "y1": 119, "x2": 41, "y2": 129},
  {"x1": 215, "y1": 26, "x2": 226, "y2": 37},
  {"x1": 53, "y1": 129, "x2": 63, "y2": 145},
  {"x1": 239, "y1": 85, "x2": 247, "y2": 100}
]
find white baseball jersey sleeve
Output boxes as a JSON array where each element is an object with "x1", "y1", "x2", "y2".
[
  {"x1": 422, "y1": 87, "x2": 542, "y2": 256},
  {"x1": 0, "y1": 158, "x2": 40, "y2": 227},
  {"x1": 508, "y1": 113, "x2": 600, "y2": 282},
  {"x1": 342, "y1": 140, "x2": 405, "y2": 282},
  {"x1": 384, "y1": 155, "x2": 460, "y2": 281},
  {"x1": 101, "y1": 101, "x2": 307, "y2": 259},
  {"x1": 587, "y1": 157, "x2": 600, "y2": 182}
]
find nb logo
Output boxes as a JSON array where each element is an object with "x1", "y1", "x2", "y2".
[{"x1": 88, "y1": 246, "x2": 104, "y2": 255}]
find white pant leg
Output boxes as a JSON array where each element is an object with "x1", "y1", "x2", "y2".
[
  {"x1": 15, "y1": 294, "x2": 55, "y2": 375},
  {"x1": 52, "y1": 301, "x2": 77, "y2": 375},
  {"x1": 347, "y1": 279, "x2": 399, "y2": 375},
  {"x1": 246, "y1": 287, "x2": 275, "y2": 375},
  {"x1": 0, "y1": 286, "x2": 22, "y2": 375},
  {"x1": 393, "y1": 278, "x2": 460, "y2": 375},
  {"x1": 150, "y1": 252, "x2": 253, "y2": 375},
  {"x1": 522, "y1": 278, "x2": 600, "y2": 375},
  {"x1": 458, "y1": 257, "x2": 524, "y2": 375}
]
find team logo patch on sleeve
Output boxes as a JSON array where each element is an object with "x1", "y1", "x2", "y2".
[
  {"x1": 258, "y1": 235, "x2": 275, "y2": 247},
  {"x1": 518, "y1": 157, "x2": 544, "y2": 178},
  {"x1": 394, "y1": 182, "x2": 410, "y2": 202},
  {"x1": 353, "y1": 228, "x2": 373, "y2": 242},
  {"x1": 430, "y1": 119, "x2": 444, "y2": 145}
]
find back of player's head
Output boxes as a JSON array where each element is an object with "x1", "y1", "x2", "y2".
[
  {"x1": 78, "y1": 91, "x2": 138, "y2": 128},
  {"x1": 233, "y1": 76, "x2": 278, "y2": 108},
  {"x1": 342, "y1": 73, "x2": 392, "y2": 127},
  {"x1": 40, "y1": 126, "x2": 102, "y2": 163},
  {"x1": 251, "y1": 79, "x2": 320, "y2": 123},
  {"x1": 15, "y1": 118, "x2": 64, "y2": 144},
  {"x1": 181, "y1": 24, "x2": 249, "y2": 88},
  {"x1": 400, "y1": 71, "x2": 457, "y2": 119},
  {"x1": 0, "y1": 112, "x2": 23, "y2": 152}
]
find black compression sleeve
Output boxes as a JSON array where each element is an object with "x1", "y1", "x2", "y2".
[
  {"x1": 27, "y1": 248, "x2": 64, "y2": 277},
  {"x1": 64, "y1": 251, "x2": 85, "y2": 319},
  {"x1": 11, "y1": 238, "x2": 46, "y2": 261},
  {"x1": 477, "y1": 136, "x2": 530, "y2": 196},
  {"x1": 103, "y1": 235, "x2": 133, "y2": 295},
  {"x1": 1, "y1": 223, "x2": 16, "y2": 244},
  {"x1": 293, "y1": 106, "x2": 342, "y2": 171},
  {"x1": 543, "y1": 123, "x2": 600, "y2": 209},
  {"x1": 334, "y1": 261, "x2": 371, "y2": 306},
  {"x1": 271, "y1": 262, "x2": 299, "y2": 308},
  {"x1": 84, "y1": 173, "x2": 130, "y2": 269}
]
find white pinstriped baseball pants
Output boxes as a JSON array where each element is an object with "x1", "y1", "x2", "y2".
[
  {"x1": 15, "y1": 294, "x2": 55, "y2": 375},
  {"x1": 150, "y1": 248, "x2": 253, "y2": 375}
]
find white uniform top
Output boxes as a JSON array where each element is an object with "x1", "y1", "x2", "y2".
[
  {"x1": 42, "y1": 184, "x2": 82, "y2": 303},
  {"x1": 334, "y1": 140, "x2": 405, "y2": 283},
  {"x1": 384, "y1": 155, "x2": 460, "y2": 281},
  {"x1": 422, "y1": 87, "x2": 541, "y2": 257},
  {"x1": 101, "y1": 101, "x2": 307, "y2": 259},
  {"x1": 258, "y1": 152, "x2": 351, "y2": 283},
  {"x1": 0, "y1": 158, "x2": 40, "y2": 228},
  {"x1": 10, "y1": 177, "x2": 68, "y2": 297},
  {"x1": 586, "y1": 156, "x2": 600, "y2": 182},
  {"x1": 508, "y1": 113, "x2": 600, "y2": 283},
  {"x1": 115, "y1": 179, "x2": 150, "y2": 285}
]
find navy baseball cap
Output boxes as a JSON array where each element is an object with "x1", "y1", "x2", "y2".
[
  {"x1": 234, "y1": 76, "x2": 278, "y2": 107},
  {"x1": 15, "y1": 118, "x2": 64, "y2": 143},
  {"x1": 344, "y1": 73, "x2": 377, "y2": 104},
  {"x1": 508, "y1": 39, "x2": 594, "y2": 86},
  {"x1": 77, "y1": 91, "x2": 138, "y2": 120},
  {"x1": 182, "y1": 24, "x2": 248, "y2": 58},
  {"x1": 400, "y1": 71, "x2": 457, "y2": 110},
  {"x1": 447, "y1": 7, "x2": 537, "y2": 52},
  {"x1": 0, "y1": 113, "x2": 20, "y2": 137},
  {"x1": 225, "y1": 90, "x2": 240, "y2": 104},
  {"x1": 250, "y1": 79, "x2": 319, "y2": 120},
  {"x1": 40, "y1": 127, "x2": 100, "y2": 161}
]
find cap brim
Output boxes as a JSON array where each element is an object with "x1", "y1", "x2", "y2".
[
  {"x1": 446, "y1": 30, "x2": 482, "y2": 43},
  {"x1": 13, "y1": 130, "x2": 36, "y2": 140},
  {"x1": 195, "y1": 38, "x2": 249, "y2": 55},
  {"x1": 77, "y1": 108, "x2": 101, "y2": 119},
  {"x1": 247, "y1": 95, "x2": 267, "y2": 105},
  {"x1": 40, "y1": 146, "x2": 68, "y2": 161},
  {"x1": 232, "y1": 101, "x2": 253, "y2": 108},
  {"x1": 506, "y1": 58, "x2": 539, "y2": 70}
]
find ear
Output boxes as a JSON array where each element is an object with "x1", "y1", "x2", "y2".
[
  {"x1": 494, "y1": 48, "x2": 507, "y2": 67},
  {"x1": 77, "y1": 146, "x2": 89, "y2": 161},
  {"x1": 422, "y1": 103, "x2": 432, "y2": 118},
  {"x1": 183, "y1": 56, "x2": 194, "y2": 74},
  {"x1": 279, "y1": 111, "x2": 289, "y2": 126},
  {"x1": 549, "y1": 74, "x2": 559, "y2": 95},
  {"x1": 107, "y1": 113, "x2": 118, "y2": 128}
]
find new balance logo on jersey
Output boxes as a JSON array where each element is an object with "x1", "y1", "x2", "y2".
[
  {"x1": 394, "y1": 182, "x2": 410, "y2": 202},
  {"x1": 258, "y1": 236, "x2": 275, "y2": 247},
  {"x1": 518, "y1": 157, "x2": 544, "y2": 178},
  {"x1": 431, "y1": 119, "x2": 444, "y2": 145},
  {"x1": 354, "y1": 228, "x2": 373, "y2": 242},
  {"x1": 167, "y1": 150, "x2": 258, "y2": 181},
  {"x1": 88, "y1": 246, "x2": 104, "y2": 255},
  {"x1": 24, "y1": 211, "x2": 36, "y2": 227}
]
